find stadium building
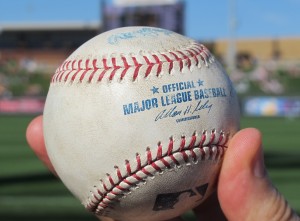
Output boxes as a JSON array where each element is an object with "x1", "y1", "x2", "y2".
[{"x1": 0, "y1": 21, "x2": 101, "y2": 72}]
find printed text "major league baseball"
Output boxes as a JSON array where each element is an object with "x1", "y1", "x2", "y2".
[{"x1": 122, "y1": 80, "x2": 227, "y2": 117}]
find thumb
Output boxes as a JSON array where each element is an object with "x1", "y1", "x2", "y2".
[
  {"x1": 218, "y1": 128, "x2": 299, "y2": 221},
  {"x1": 26, "y1": 115, "x2": 56, "y2": 174}
]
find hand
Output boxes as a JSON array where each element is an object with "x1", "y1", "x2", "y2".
[{"x1": 26, "y1": 115, "x2": 300, "y2": 221}]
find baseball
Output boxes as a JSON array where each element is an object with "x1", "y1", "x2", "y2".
[{"x1": 43, "y1": 26, "x2": 240, "y2": 221}]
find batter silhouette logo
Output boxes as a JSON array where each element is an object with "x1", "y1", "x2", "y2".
[{"x1": 153, "y1": 183, "x2": 209, "y2": 211}]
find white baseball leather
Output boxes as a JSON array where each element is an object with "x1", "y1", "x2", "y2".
[{"x1": 44, "y1": 26, "x2": 240, "y2": 221}]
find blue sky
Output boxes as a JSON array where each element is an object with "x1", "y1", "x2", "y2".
[{"x1": 0, "y1": 0, "x2": 299, "y2": 40}]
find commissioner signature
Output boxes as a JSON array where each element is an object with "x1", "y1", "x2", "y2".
[
  {"x1": 155, "y1": 100, "x2": 213, "y2": 122},
  {"x1": 192, "y1": 100, "x2": 212, "y2": 114}
]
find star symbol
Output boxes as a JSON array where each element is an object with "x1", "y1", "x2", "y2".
[
  {"x1": 150, "y1": 86, "x2": 159, "y2": 94},
  {"x1": 197, "y1": 79, "x2": 204, "y2": 86}
]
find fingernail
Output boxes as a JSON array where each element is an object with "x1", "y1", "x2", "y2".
[{"x1": 253, "y1": 147, "x2": 267, "y2": 178}]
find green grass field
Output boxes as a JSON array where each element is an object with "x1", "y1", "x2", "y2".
[{"x1": 0, "y1": 115, "x2": 299, "y2": 221}]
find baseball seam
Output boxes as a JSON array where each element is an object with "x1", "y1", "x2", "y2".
[
  {"x1": 85, "y1": 129, "x2": 228, "y2": 215},
  {"x1": 51, "y1": 43, "x2": 214, "y2": 84}
]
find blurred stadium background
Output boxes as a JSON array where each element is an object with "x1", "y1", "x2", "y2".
[{"x1": 0, "y1": 0, "x2": 299, "y2": 220}]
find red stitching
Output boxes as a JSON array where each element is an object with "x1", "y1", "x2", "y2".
[
  {"x1": 114, "y1": 166, "x2": 122, "y2": 180},
  {"x1": 98, "y1": 69, "x2": 107, "y2": 82},
  {"x1": 141, "y1": 167, "x2": 152, "y2": 176},
  {"x1": 123, "y1": 178, "x2": 132, "y2": 186},
  {"x1": 177, "y1": 50, "x2": 192, "y2": 70},
  {"x1": 143, "y1": 55, "x2": 154, "y2": 78},
  {"x1": 132, "y1": 174, "x2": 143, "y2": 181},
  {"x1": 170, "y1": 154, "x2": 180, "y2": 166},
  {"x1": 79, "y1": 59, "x2": 90, "y2": 82},
  {"x1": 51, "y1": 43, "x2": 213, "y2": 83},
  {"x1": 107, "y1": 173, "x2": 114, "y2": 186},
  {"x1": 152, "y1": 54, "x2": 162, "y2": 76},
  {"x1": 186, "y1": 50, "x2": 199, "y2": 67},
  {"x1": 208, "y1": 129, "x2": 216, "y2": 145},
  {"x1": 167, "y1": 137, "x2": 174, "y2": 156},
  {"x1": 115, "y1": 185, "x2": 126, "y2": 191},
  {"x1": 179, "y1": 136, "x2": 186, "y2": 151},
  {"x1": 110, "y1": 57, "x2": 120, "y2": 81},
  {"x1": 157, "y1": 142, "x2": 162, "y2": 159},
  {"x1": 71, "y1": 59, "x2": 82, "y2": 82},
  {"x1": 161, "y1": 54, "x2": 173, "y2": 74},
  {"x1": 101, "y1": 180, "x2": 109, "y2": 192},
  {"x1": 191, "y1": 149, "x2": 197, "y2": 162},
  {"x1": 170, "y1": 51, "x2": 183, "y2": 72},
  {"x1": 136, "y1": 153, "x2": 142, "y2": 171},
  {"x1": 146, "y1": 147, "x2": 152, "y2": 165},
  {"x1": 120, "y1": 56, "x2": 130, "y2": 80},
  {"x1": 97, "y1": 189, "x2": 104, "y2": 197},
  {"x1": 132, "y1": 56, "x2": 142, "y2": 80},
  {"x1": 151, "y1": 162, "x2": 162, "y2": 172},
  {"x1": 160, "y1": 157, "x2": 171, "y2": 168},
  {"x1": 86, "y1": 130, "x2": 228, "y2": 215},
  {"x1": 125, "y1": 160, "x2": 131, "y2": 176},
  {"x1": 63, "y1": 60, "x2": 76, "y2": 82},
  {"x1": 199, "y1": 130, "x2": 206, "y2": 147},
  {"x1": 93, "y1": 194, "x2": 100, "y2": 201},
  {"x1": 188, "y1": 132, "x2": 197, "y2": 149},
  {"x1": 88, "y1": 59, "x2": 99, "y2": 83}
]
